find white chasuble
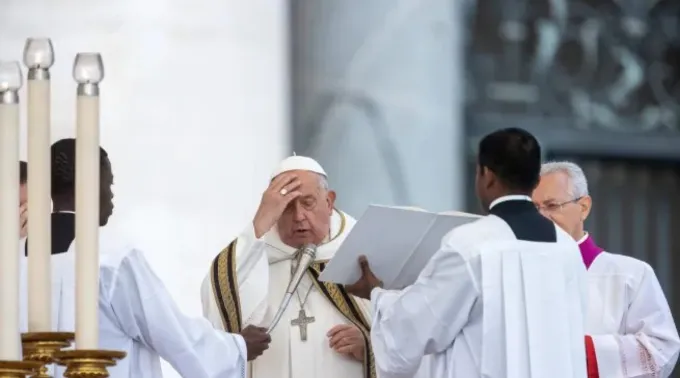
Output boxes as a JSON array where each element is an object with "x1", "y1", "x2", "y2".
[
  {"x1": 201, "y1": 209, "x2": 375, "y2": 378},
  {"x1": 586, "y1": 252, "x2": 680, "y2": 378}
]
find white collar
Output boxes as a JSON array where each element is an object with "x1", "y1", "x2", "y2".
[
  {"x1": 576, "y1": 232, "x2": 589, "y2": 245},
  {"x1": 265, "y1": 209, "x2": 354, "y2": 263},
  {"x1": 54, "y1": 211, "x2": 75, "y2": 214},
  {"x1": 489, "y1": 194, "x2": 532, "y2": 210}
]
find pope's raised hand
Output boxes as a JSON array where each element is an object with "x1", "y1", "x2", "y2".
[
  {"x1": 253, "y1": 173, "x2": 302, "y2": 238},
  {"x1": 240, "y1": 325, "x2": 271, "y2": 361}
]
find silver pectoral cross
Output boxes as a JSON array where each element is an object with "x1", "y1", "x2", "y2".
[{"x1": 291, "y1": 309, "x2": 315, "y2": 341}]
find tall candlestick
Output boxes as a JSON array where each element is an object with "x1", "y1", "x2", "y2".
[
  {"x1": 23, "y1": 38, "x2": 55, "y2": 333},
  {"x1": 0, "y1": 61, "x2": 24, "y2": 361},
  {"x1": 72, "y1": 53, "x2": 104, "y2": 350}
]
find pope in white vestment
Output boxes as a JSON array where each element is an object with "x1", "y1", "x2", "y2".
[
  {"x1": 347, "y1": 128, "x2": 589, "y2": 378},
  {"x1": 534, "y1": 161, "x2": 680, "y2": 378},
  {"x1": 201, "y1": 156, "x2": 375, "y2": 378}
]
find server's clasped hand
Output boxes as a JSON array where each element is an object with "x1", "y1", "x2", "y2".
[
  {"x1": 345, "y1": 255, "x2": 383, "y2": 300},
  {"x1": 240, "y1": 325, "x2": 271, "y2": 361}
]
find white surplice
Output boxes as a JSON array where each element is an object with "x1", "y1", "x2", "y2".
[
  {"x1": 586, "y1": 251, "x2": 680, "y2": 377},
  {"x1": 201, "y1": 209, "x2": 371, "y2": 378},
  {"x1": 369, "y1": 207, "x2": 588, "y2": 378},
  {"x1": 34, "y1": 227, "x2": 248, "y2": 378}
]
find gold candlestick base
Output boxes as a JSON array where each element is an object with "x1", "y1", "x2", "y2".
[
  {"x1": 54, "y1": 350, "x2": 126, "y2": 378},
  {"x1": 22, "y1": 332, "x2": 75, "y2": 378},
  {"x1": 0, "y1": 360, "x2": 41, "y2": 378}
]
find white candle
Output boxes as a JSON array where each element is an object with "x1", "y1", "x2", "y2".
[
  {"x1": 72, "y1": 53, "x2": 104, "y2": 350},
  {"x1": 24, "y1": 38, "x2": 55, "y2": 332},
  {"x1": 0, "y1": 61, "x2": 24, "y2": 360}
]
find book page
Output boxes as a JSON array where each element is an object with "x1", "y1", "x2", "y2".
[
  {"x1": 318, "y1": 205, "x2": 435, "y2": 286},
  {"x1": 391, "y1": 213, "x2": 479, "y2": 289},
  {"x1": 319, "y1": 205, "x2": 480, "y2": 289}
]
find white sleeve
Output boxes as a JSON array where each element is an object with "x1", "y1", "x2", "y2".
[
  {"x1": 369, "y1": 243, "x2": 479, "y2": 378},
  {"x1": 108, "y1": 249, "x2": 248, "y2": 378},
  {"x1": 591, "y1": 263, "x2": 680, "y2": 378},
  {"x1": 233, "y1": 224, "x2": 267, "y2": 284}
]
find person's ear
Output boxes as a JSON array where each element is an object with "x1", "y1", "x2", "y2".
[
  {"x1": 327, "y1": 190, "x2": 336, "y2": 210},
  {"x1": 578, "y1": 195, "x2": 592, "y2": 222},
  {"x1": 482, "y1": 166, "x2": 496, "y2": 189}
]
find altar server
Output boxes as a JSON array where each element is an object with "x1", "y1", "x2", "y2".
[
  {"x1": 347, "y1": 128, "x2": 588, "y2": 378},
  {"x1": 534, "y1": 161, "x2": 680, "y2": 378},
  {"x1": 45, "y1": 138, "x2": 270, "y2": 378}
]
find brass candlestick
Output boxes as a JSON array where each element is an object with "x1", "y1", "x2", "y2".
[
  {"x1": 21, "y1": 332, "x2": 74, "y2": 378},
  {"x1": 0, "y1": 361, "x2": 41, "y2": 378},
  {"x1": 54, "y1": 350, "x2": 125, "y2": 378}
]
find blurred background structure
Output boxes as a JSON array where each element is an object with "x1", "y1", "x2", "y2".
[
  {"x1": 290, "y1": 0, "x2": 466, "y2": 215},
  {"x1": 291, "y1": 0, "x2": 680, "y2": 334},
  {"x1": 464, "y1": 0, "x2": 680, "y2": 325},
  {"x1": 2, "y1": 0, "x2": 679, "y2": 376}
]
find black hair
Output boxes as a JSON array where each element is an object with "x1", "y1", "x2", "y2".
[
  {"x1": 20, "y1": 161, "x2": 27, "y2": 184},
  {"x1": 51, "y1": 138, "x2": 109, "y2": 197},
  {"x1": 477, "y1": 127, "x2": 541, "y2": 193}
]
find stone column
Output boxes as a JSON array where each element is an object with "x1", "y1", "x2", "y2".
[{"x1": 290, "y1": 0, "x2": 466, "y2": 215}]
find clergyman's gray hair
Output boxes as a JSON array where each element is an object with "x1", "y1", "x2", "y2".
[
  {"x1": 540, "y1": 161, "x2": 589, "y2": 198},
  {"x1": 317, "y1": 173, "x2": 329, "y2": 191}
]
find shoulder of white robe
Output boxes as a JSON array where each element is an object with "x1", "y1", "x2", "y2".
[
  {"x1": 605, "y1": 253, "x2": 654, "y2": 283},
  {"x1": 440, "y1": 216, "x2": 493, "y2": 255}
]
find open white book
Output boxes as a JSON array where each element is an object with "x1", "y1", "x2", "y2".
[{"x1": 319, "y1": 205, "x2": 481, "y2": 290}]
